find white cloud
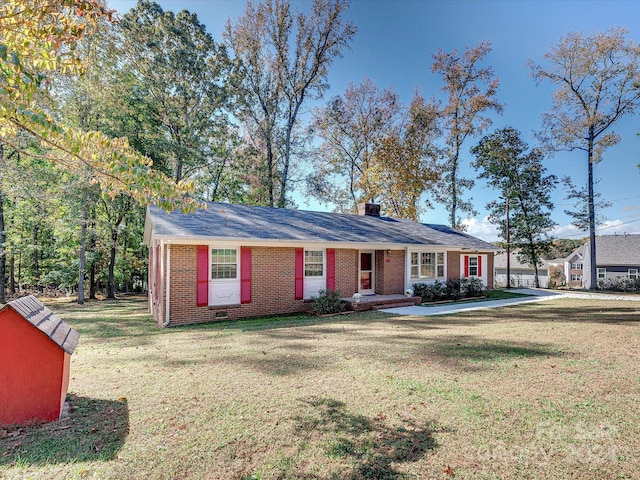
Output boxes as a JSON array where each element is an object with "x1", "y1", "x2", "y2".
[
  {"x1": 596, "y1": 219, "x2": 640, "y2": 235},
  {"x1": 550, "y1": 224, "x2": 587, "y2": 239},
  {"x1": 551, "y1": 219, "x2": 640, "y2": 239},
  {"x1": 463, "y1": 217, "x2": 640, "y2": 242},
  {"x1": 461, "y1": 216, "x2": 500, "y2": 242}
]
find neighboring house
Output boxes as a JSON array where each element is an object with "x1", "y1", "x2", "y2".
[
  {"x1": 564, "y1": 245, "x2": 585, "y2": 287},
  {"x1": 144, "y1": 202, "x2": 498, "y2": 327},
  {"x1": 582, "y1": 234, "x2": 640, "y2": 289},
  {"x1": 493, "y1": 249, "x2": 549, "y2": 288}
]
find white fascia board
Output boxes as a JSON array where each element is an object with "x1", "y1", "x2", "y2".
[
  {"x1": 147, "y1": 235, "x2": 410, "y2": 250},
  {"x1": 147, "y1": 235, "x2": 498, "y2": 253}
]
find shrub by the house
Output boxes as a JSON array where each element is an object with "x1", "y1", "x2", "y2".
[
  {"x1": 597, "y1": 277, "x2": 640, "y2": 292},
  {"x1": 413, "y1": 277, "x2": 487, "y2": 303},
  {"x1": 311, "y1": 289, "x2": 346, "y2": 315}
]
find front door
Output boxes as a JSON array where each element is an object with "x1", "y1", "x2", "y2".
[{"x1": 359, "y1": 251, "x2": 375, "y2": 295}]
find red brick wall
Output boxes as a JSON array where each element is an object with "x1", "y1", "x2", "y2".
[
  {"x1": 164, "y1": 245, "x2": 361, "y2": 326},
  {"x1": 447, "y1": 252, "x2": 461, "y2": 282},
  {"x1": 485, "y1": 253, "x2": 494, "y2": 290},
  {"x1": 446, "y1": 251, "x2": 494, "y2": 290},
  {"x1": 375, "y1": 250, "x2": 405, "y2": 295},
  {"x1": 335, "y1": 249, "x2": 358, "y2": 297}
]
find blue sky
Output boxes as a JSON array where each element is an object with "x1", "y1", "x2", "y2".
[{"x1": 108, "y1": 0, "x2": 640, "y2": 241}]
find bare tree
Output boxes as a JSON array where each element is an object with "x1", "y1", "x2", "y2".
[
  {"x1": 529, "y1": 27, "x2": 640, "y2": 289},
  {"x1": 432, "y1": 41, "x2": 503, "y2": 230},
  {"x1": 226, "y1": 0, "x2": 356, "y2": 207},
  {"x1": 309, "y1": 77, "x2": 400, "y2": 212}
]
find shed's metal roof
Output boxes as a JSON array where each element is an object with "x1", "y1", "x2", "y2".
[
  {"x1": 3, "y1": 296, "x2": 79, "y2": 354},
  {"x1": 147, "y1": 203, "x2": 498, "y2": 250}
]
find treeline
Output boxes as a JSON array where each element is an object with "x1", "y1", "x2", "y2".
[{"x1": 1, "y1": 0, "x2": 639, "y2": 300}]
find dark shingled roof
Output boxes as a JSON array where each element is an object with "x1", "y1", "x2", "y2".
[
  {"x1": 590, "y1": 234, "x2": 640, "y2": 266},
  {"x1": 3, "y1": 296, "x2": 79, "y2": 354},
  {"x1": 148, "y1": 203, "x2": 497, "y2": 250}
]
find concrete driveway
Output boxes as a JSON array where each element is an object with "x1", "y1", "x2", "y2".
[{"x1": 380, "y1": 288, "x2": 640, "y2": 316}]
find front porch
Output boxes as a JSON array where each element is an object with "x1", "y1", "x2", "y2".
[{"x1": 342, "y1": 294, "x2": 422, "y2": 312}]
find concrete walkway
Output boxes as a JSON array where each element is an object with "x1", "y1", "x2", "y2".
[{"x1": 380, "y1": 288, "x2": 640, "y2": 316}]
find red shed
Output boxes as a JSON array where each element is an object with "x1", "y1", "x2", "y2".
[{"x1": 0, "y1": 296, "x2": 79, "y2": 426}]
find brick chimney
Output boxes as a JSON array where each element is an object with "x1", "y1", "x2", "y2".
[{"x1": 358, "y1": 203, "x2": 381, "y2": 217}]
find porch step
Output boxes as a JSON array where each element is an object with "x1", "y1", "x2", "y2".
[{"x1": 372, "y1": 302, "x2": 416, "y2": 310}]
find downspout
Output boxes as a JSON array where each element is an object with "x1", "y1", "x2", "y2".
[
  {"x1": 159, "y1": 240, "x2": 164, "y2": 323},
  {"x1": 164, "y1": 242, "x2": 171, "y2": 327},
  {"x1": 148, "y1": 245, "x2": 153, "y2": 313}
]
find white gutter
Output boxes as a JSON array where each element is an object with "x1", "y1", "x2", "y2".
[
  {"x1": 163, "y1": 242, "x2": 171, "y2": 327},
  {"x1": 148, "y1": 235, "x2": 498, "y2": 252}
]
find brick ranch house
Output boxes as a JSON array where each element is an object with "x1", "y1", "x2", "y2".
[{"x1": 143, "y1": 202, "x2": 498, "y2": 327}]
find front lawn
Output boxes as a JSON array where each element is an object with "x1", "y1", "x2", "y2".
[{"x1": 1, "y1": 296, "x2": 639, "y2": 479}]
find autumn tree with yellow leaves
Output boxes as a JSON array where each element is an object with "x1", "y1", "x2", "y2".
[{"x1": 0, "y1": 0, "x2": 198, "y2": 212}]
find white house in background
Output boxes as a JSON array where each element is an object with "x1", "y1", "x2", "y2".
[
  {"x1": 493, "y1": 250, "x2": 549, "y2": 288},
  {"x1": 582, "y1": 234, "x2": 640, "y2": 289}
]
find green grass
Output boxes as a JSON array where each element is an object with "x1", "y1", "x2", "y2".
[
  {"x1": 1, "y1": 296, "x2": 640, "y2": 479},
  {"x1": 485, "y1": 289, "x2": 532, "y2": 300},
  {"x1": 420, "y1": 288, "x2": 531, "y2": 306}
]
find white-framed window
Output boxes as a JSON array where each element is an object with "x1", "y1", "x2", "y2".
[
  {"x1": 571, "y1": 273, "x2": 582, "y2": 282},
  {"x1": 597, "y1": 268, "x2": 606, "y2": 279},
  {"x1": 410, "y1": 251, "x2": 445, "y2": 280},
  {"x1": 303, "y1": 249, "x2": 326, "y2": 299},
  {"x1": 211, "y1": 248, "x2": 238, "y2": 279},
  {"x1": 571, "y1": 262, "x2": 583, "y2": 270},
  {"x1": 468, "y1": 256, "x2": 478, "y2": 276},
  {"x1": 629, "y1": 269, "x2": 638, "y2": 280},
  {"x1": 209, "y1": 247, "x2": 240, "y2": 306},
  {"x1": 304, "y1": 250, "x2": 324, "y2": 277}
]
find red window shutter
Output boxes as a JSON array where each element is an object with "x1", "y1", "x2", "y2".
[
  {"x1": 295, "y1": 248, "x2": 304, "y2": 300},
  {"x1": 464, "y1": 255, "x2": 469, "y2": 277},
  {"x1": 478, "y1": 255, "x2": 482, "y2": 277},
  {"x1": 326, "y1": 248, "x2": 336, "y2": 291},
  {"x1": 196, "y1": 246, "x2": 209, "y2": 307},
  {"x1": 241, "y1": 247, "x2": 252, "y2": 304}
]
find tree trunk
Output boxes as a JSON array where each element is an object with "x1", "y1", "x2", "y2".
[
  {"x1": 278, "y1": 111, "x2": 299, "y2": 208},
  {"x1": 587, "y1": 131, "x2": 597, "y2": 290},
  {"x1": 0, "y1": 144, "x2": 6, "y2": 303},
  {"x1": 449, "y1": 155, "x2": 459, "y2": 228},
  {"x1": 33, "y1": 225, "x2": 40, "y2": 292},
  {"x1": 9, "y1": 251, "x2": 15, "y2": 294},
  {"x1": 77, "y1": 189, "x2": 89, "y2": 304},
  {"x1": 89, "y1": 202, "x2": 97, "y2": 299},
  {"x1": 17, "y1": 250, "x2": 21, "y2": 292},
  {"x1": 505, "y1": 198, "x2": 511, "y2": 289},
  {"x1": 107, "y1": 228, "x2": 118, "y2": 299},
  {"x1": 0, "y1": 188, "x2": 6, "y2": 304},
  {"x1": 266, "y1": 139, "x2": 274, "y2": 207}
]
